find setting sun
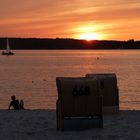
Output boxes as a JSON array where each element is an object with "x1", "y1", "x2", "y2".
[
  {"x1": 74, "y1": 25, "x2": 103, "y2": 41},
  {"x1": 79, "y1": 33, "x2": 100, "y2": 41}
]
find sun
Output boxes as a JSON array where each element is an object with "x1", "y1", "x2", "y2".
[
  {"x1": 74, "y1": 25, "x2": 102, "y2": 41},
  {"x1": 79, "y1": 33, "x2": 99, "y2": 41}
]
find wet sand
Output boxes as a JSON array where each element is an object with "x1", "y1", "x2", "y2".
[{"x1": 0, "y1": 110, "x2": 139, "y2": 140}]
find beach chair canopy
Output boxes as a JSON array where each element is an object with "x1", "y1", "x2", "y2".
[{"x1": 56, "y1": 77, "x2": 102, "y2": 117}]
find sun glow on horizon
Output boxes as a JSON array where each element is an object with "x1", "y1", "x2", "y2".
[
  {"x1": 79, "y1": 32, "x2": 101, "y2": 41},
  {"x1": 74, "y1": 25, "x2": 103, "y2": 41}
]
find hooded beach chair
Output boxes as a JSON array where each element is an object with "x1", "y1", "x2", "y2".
[
  {"x1": 56, "y1": 77, "x2": 103, "y2": 130},
  {"x1": 86, "y1": 73, "x2": 119, "y2": 114}
]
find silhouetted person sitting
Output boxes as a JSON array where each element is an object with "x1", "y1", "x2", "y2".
[{"x1": 8, "y1": 96, "x2": 20, "y2": 110}]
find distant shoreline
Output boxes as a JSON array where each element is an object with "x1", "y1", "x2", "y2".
[{"x1": 0, "y1": 38, "x2": 140, "y2": 50}]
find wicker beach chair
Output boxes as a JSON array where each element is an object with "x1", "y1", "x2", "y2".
[
  {"x1": 86, "y1": 73, "x2": 119, "y2": 114},
  {"x1": 56, "y1": 77, "x2": 103, "y2": 130}
]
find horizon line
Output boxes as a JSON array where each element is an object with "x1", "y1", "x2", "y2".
[{"x1": 0, "y1": 37, "x2": 139, "y2": 42}]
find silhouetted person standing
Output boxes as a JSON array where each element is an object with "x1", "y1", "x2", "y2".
[{"x1": 8, "y1": 96, "x2": 20, "y2": 110}]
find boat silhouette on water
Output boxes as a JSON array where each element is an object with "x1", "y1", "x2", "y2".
[{"x1": 2, "y1": 39, "x2": 14, "y2": 55}]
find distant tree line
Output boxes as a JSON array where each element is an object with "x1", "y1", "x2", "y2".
[{"x1": 0, "y1": 38, "x2": 140, "y2": 50}]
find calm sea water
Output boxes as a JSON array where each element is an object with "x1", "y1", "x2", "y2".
[{"x1": 0, "y1": 50, "x2": 139, "y2": 110}]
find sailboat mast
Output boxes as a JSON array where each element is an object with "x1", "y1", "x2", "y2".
[{"x1": 6, "y1": 38, "x2": 10, "y2": 53}]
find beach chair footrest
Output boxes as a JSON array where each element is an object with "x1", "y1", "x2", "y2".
[{"x1": 62, "y1": 116, "x2": 103, "y2": 130}]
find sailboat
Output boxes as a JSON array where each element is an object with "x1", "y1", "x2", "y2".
[{"x1": 2, "y1": 38, "x2": 14, "y2": 55}]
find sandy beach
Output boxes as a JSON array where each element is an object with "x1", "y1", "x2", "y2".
[{"x1": 0, "y1": 110, "x2": 139, "y2": 140}]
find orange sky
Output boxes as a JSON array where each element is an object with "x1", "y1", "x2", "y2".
[{"x1": 0, "y1": 0, "x2": 140, "y2": 40}]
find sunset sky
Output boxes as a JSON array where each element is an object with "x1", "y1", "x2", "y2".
[{"x1": 0, "y1": 0, "x2": 140, "y2": 40}]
